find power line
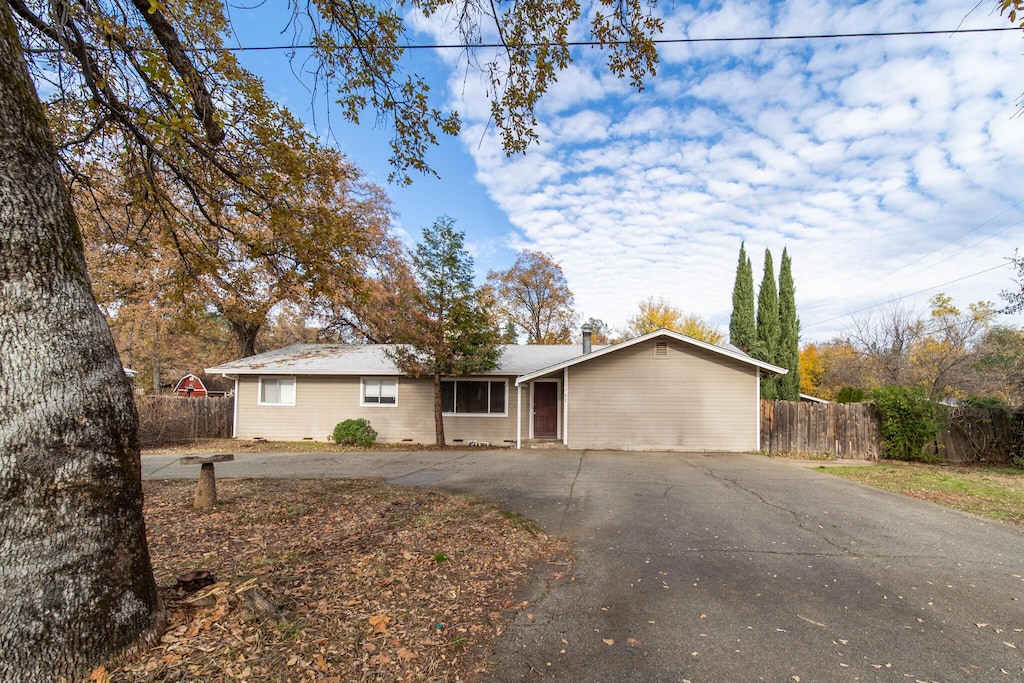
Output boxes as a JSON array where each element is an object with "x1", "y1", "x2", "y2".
[
  {"x1": 800, "y1": 199, "x2": 1024, "y2": 313},
  {"x1": 215, "y1": 25, "x2": 1019, "y2": 52},
  {"x1": 22, "y1": 24, "x2": 1018, "y2": 56},
  {"x1": 802, "y1": 261, "x2": 1012, "y2": 330}
]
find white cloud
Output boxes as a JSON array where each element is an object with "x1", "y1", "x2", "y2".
[
  {"x1": 430, "y1": 0, "x2": 1024, "y2": 340},
  {"x1": 552, "y1": 110, "x2": 613, "y2": 143}
]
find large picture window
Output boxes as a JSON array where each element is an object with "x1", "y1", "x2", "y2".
[
  {"x1": 362, "y1": 378, "x2": 398, "y2": 406},
  {"x1": 441, "y1": 380, "x2": 506, "y2": 415},
  {"x1": 259, "y1": 377, "x2": 295, "y2": 406}
]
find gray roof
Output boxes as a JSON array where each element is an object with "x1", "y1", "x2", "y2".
[
  {"x1": 206, "y1": 331, "x2": 785, "y2": 379},
  {"x1": 206, "y1": 343, "x2": 591, "y2": 376}
]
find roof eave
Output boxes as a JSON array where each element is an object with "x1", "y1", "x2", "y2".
[{"x1": 515, "y1": 329, "x2": 788, "y2": 385}]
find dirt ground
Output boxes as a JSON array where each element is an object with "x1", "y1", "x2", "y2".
[{"x1": 95, "y1": 478, "x2": 570, "y2": 682}]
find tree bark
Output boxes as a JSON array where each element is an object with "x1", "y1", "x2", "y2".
[
  {"x1": 0, "y1": 5, "x2": 162, "y2": 680},
  {"x1": 433, "y1": 370, "x2": 445, "y2": 446},
  {"x1": 230, "y1": 319, "x2": 261, "y2": 358}
]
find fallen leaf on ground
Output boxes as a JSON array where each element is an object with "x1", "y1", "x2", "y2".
[
  {"x1": 99, "y1": 479, "x2": 572, "y2": 682},
  {"x1": 368, "y1": 614, "x2": 390, "y2": 633}
]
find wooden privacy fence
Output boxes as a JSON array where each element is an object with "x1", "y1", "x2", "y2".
[
  {"x1": 761, "y1": 400, "x2": 882, "y2": 459},
  {"x1": 761, "y1": 400, "x2": 1022, "y2": 463},
  {"x1": 136, "y1": 396, "x2": 234, "y2": 447},
  {"x1": 936, "y1": 407, "x2": 1019, "y2": 465}
]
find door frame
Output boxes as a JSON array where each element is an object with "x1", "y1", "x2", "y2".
[{"x1": 530, "y1": 379, "x2": 561, "y2": 439}]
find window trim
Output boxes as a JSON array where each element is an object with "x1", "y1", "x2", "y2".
[
  {"x1": 258, "y1": 376, "x2": 296, "y2": 406},
  {"x1": 360, "y1": 377, "x2": 399, "y2": 407},
  {"x1": 441, "y1": 378, "x2": 508, "y2": 418}
]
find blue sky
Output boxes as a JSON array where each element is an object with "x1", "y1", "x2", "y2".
[{"x1": 227, "y1": 0, "x2": 1024, "y2": 343}]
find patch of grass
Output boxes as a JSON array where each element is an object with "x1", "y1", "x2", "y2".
[
  {"x1": 822, "y1": 462, "x2": 1024, "y2": 526},
  {"x1": 765, "y1": 451, "x2": 838, "y2": 461},
  {"x1": 499, "y1": 510, "x2": 543, "y2": 536}
]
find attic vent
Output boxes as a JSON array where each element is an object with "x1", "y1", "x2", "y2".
[{"x1": 653, "y1": 340, "x2": 668, "y2": 358}]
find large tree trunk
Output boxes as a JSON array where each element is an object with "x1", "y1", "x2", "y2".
[
  {"x1": 229, "y1": 319, "x2": 262, "y2": 358},
  {"x1": 433, "y1": 371, "x2": 446, "y2": 446},
  {"x1": 0, "y1": 5, "x2": 162, "y2": 681}
]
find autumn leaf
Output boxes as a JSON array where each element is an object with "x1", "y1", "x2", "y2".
[
  {"x1": 368, "y1": 614, "x2": 390, "y2": 633},
  {"x1": 108, "y1": 479, "x2": 570, "y2": 682}
]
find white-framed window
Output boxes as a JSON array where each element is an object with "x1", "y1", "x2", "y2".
[
  {"x1": 258, "y1": 376, "x2": 295, "y2": 406},
  {"x1": 441, "y1": 379, "x2": 507, "y2": 416},
  {"x1": 361, "y1": 377, "x2": 398, "y2": 406}
]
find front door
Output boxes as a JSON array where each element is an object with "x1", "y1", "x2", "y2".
[{"x1": 534, "y1": 382, "x2": 558, "y2": 438}]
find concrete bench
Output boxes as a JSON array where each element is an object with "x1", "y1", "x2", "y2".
[{"x1": 178, "y1": 453, "x2": 234, "y2": 509}]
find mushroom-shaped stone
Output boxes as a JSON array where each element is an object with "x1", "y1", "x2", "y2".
[{"x1": 178, "y1": 453, "x2": 234, "y2": 509}]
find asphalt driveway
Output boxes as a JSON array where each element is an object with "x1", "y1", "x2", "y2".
[{"x1": 143, "y1": 449, "x2": 1024, "y2": 681}]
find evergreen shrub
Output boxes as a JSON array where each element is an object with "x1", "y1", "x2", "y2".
[
  {"x1": 332, "y1": 418, "x2": 378, "y2": 447},
  {"x1": 835, "y1": 386, "x2": 866, "y2": 403},
  {"x1": 870, "y1": 385, "x2": 944, "y2": 462}
]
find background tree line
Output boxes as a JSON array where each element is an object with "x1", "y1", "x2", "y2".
[{"x1": 799, "y1": 294, "x2": 1024, "y2": 407}]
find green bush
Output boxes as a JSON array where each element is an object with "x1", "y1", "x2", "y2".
[
  {"x1": 835, "y1": 386, "x2": 866, "y2": 403},
  {"x1": 331, "y1": 418, "x2": 377, "y2": 447},
  {"x1": 958, "y1": 395, "x2": 1010, "y2": 410},
  {"x1": 870, "y1": 385, "x2": 944, "y2": 462}
]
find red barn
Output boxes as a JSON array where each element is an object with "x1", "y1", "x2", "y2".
[{"x1": 174, "y1": 374, "x2": 208, "y2": 398}]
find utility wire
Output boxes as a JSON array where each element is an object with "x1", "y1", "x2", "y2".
[
  {"x1": 800, "y1": 199, "x2": 1024, "y2": 313},
  {"x1": 217, "y1": 25, "x2": 1020, "y2": 52},
  {"x1": 802, "y1": 262, "x2": 1011, "y2": 330},
  {"x1": 24, "y1": 24, "x2": 1019, "y2": 54}
]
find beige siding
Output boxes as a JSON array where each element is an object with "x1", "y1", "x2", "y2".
[
  {"x1": 563, "y1": 338, "x2": 759, "y2": 451},
  {"x1": 234, "y1": 375, "x2": 518, "y2": 445}
]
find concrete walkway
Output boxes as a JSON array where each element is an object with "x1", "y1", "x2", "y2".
[{"x1": 144, "y1": 449, "x2": 1024, "y2": 681}]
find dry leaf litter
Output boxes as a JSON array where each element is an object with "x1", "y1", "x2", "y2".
[{"x1": 95, "y1": 479, "x2": 570, "y2": 682}]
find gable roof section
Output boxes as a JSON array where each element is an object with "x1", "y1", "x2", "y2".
[
  {"x1": 173, "y1": 374, "x2": 207, "y2": 393},
  {"x1": 206, "y1": 331, "x2": 786, "y2": 380},
  {"x1": 514, "y1": 329, "x2": 787, "y2": 386},
  {"x1": 206, "y1": 343, "x2": 589, "y2": 376}
]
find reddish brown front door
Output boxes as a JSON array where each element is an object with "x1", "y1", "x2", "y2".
[{"x1": 533, "y1": 382, "x2": 558, "y2": 438}]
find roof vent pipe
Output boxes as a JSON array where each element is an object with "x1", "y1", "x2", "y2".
[{"x1": 582, "y1": 325, "x2": 592, "y2": 354}]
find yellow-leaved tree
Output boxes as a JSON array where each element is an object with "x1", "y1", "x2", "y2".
[{"x1": 626, "y1": 296, "x2": 725, "y2": 344}]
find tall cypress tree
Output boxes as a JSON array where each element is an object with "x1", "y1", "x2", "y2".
[
  {"x1": 777, "y1": 248, "x2": 801, "y2": 400},
  {"x1": 728, "y1": 242, "x2": 756, "y2": 353},
  {"x1": 755, "y1": 249, "x2": 780, "y2": 399}
]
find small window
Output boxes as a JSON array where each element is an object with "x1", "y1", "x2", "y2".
[
  {"x1": 362, "y1": 378, "x2": 398, "y2": 406},
  {"x1": 442, "y1": 379, "x2": 507, "y2": 415},
  {"x1": 259, "y1": 377, "x2": 295, "y2": 406}
]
